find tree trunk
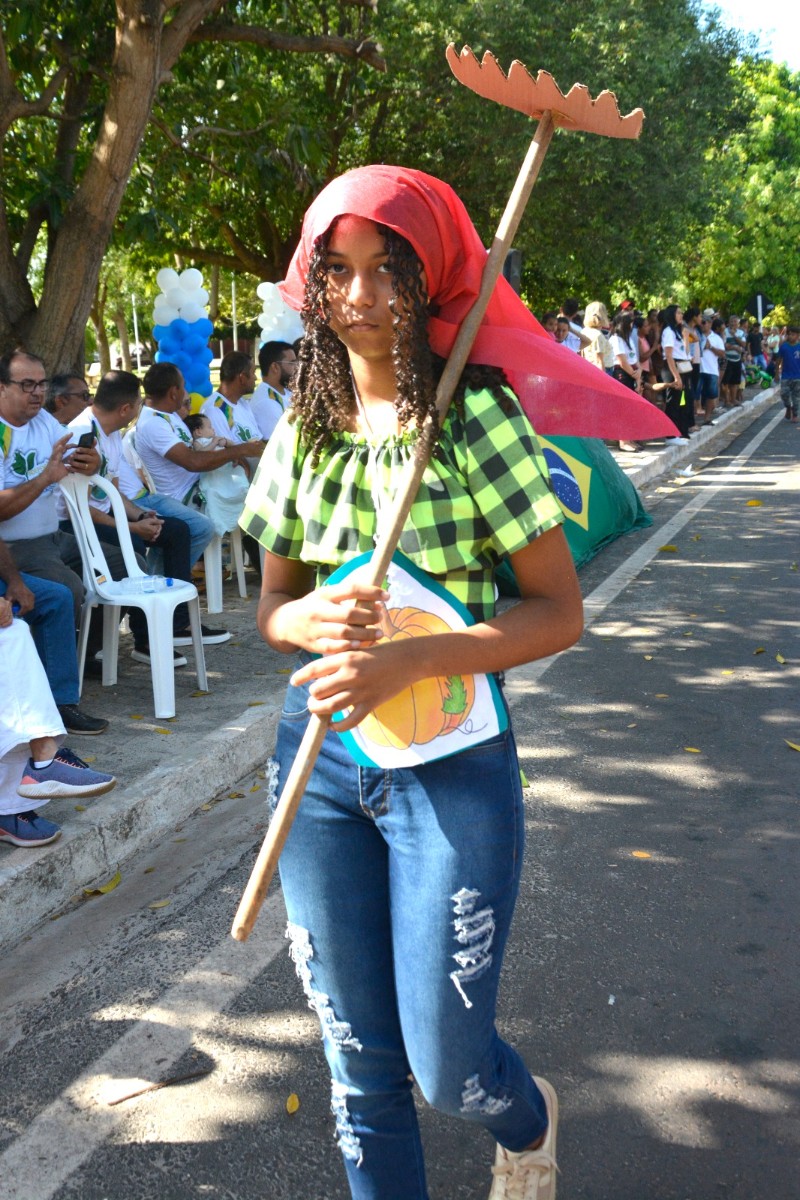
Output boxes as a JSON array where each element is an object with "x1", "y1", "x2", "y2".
[
  {"x1": 90, "y1": 315, "x2": 112, "y2": 377},
  {"x1": 90, "y1": 282, "x2": 111, "y2": 376},
  {"x1": 209, "y1": 263, "x2": 220, "y2": 322},
  {"x1": 114, "y1": 309, "x2": 132, "y2": 370},
  {"x1": 13, "y1": 0, "x2": 224, "y2": 373}
]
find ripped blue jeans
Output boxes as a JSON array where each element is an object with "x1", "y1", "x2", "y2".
[{"x1": 272, "y1": 667, "x2": 548, "y2": 1200}]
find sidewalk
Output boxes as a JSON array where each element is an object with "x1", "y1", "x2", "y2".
[{"x1": 0, "y1": 387, "x2": 780, "y2": 951}]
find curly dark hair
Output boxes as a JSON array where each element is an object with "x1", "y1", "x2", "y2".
[{"x1": 291, "y1": 221, "x2": 513, "y2": 461}]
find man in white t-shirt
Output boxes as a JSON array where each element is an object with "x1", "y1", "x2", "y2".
[
  {"x1": 250, "y1": 341, "x2": 297, "y2": 440},
  {"x1": 131, "y1": 362, "x2": 257, "y2": 632},
  {"x1": 698, "y1": 316, "x2": 726, "y2": 425},
  {"x1": 200, "y1": 351, "x2": 267, "y2": 453},
  {"x1": 64, "y1": 371, "x2": 228, "y2": 654},
  {"x1": 0, "y1": 350, "x2": 100, "y2": 624}
]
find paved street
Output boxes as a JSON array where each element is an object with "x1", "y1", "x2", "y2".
[{"x1": 0, "y1": 400, "x2": 797, "y2": 1200}]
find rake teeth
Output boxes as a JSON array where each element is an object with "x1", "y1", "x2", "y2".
[{"x1": 446, "y1": 44, "x2": 644, "y2": 140}]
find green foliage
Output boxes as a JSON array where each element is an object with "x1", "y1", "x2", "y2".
[
  {"x1": 1, "y1": 0, "x2": 786, "y2": 362},
  {"x1": 362, "y1": 0, "x2": 751, "y2": 310},
  {"x1": 682, "y1": 59, "x2": 800, "y2": 315}
]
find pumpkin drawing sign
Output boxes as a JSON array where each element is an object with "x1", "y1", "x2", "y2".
[{"x1": 325, "y1": 551, "x2": 507, "y2": 769}]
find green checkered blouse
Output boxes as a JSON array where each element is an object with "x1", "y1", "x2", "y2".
[{"x1": 239, "y1": 386, "x2": 564, "y2": 623}]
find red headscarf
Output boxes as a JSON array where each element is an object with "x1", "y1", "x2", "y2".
[{"x1": 280, "y1": 165, "x2": 677, "y2": 439}]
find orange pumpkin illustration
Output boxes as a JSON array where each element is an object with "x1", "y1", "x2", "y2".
[{"x1": 359, "y1": 606, "x2": 476, "y2": 749}]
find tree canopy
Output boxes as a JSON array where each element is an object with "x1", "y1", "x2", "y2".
[
  {"x1": 682, "y1": 58, "x2": 800, "y2": 319},
  {"x1": 3, "y1": 0, "x2": 792, "y2": 370},
  {"x1": 0, "y1": 0, "x2": 382, "y2": 369}
]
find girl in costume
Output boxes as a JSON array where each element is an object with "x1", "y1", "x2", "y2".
[{"x1": 240, "y1": 165, "x2": 589, "y2": 1200}]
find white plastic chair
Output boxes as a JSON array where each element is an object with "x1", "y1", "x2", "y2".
[
  {"x1": 59, "y1": 474, "x2": 208, "y2": 719},
  {"x1": 203, "y1": 528, "x2": 247, "y2": 614}
]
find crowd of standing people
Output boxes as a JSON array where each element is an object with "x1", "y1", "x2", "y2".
[{"x1": 539, "y1": 299, "x2": 797, "y2": 450}]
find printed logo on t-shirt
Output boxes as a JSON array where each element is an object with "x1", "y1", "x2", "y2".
[
  {"x1": 235, "y1": 423, "x2": 252, "y2": 442},
  {"x1": 11, "y1": 449, "x2": 43, "y2": 482}
]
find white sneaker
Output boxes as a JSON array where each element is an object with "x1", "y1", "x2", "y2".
[
  {"x1": 488, "y1": 1077, "x2": 559, "y2": 1199},
  {"x1": 665, "y1": 436, "x2": 690, "y2": 444}
]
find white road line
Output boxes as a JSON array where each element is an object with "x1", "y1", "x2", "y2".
[
  {"x1": 0, "y1": 892, "x2": 286, "y2": 1200},
  {"x1": 507, "y1": 405, "x2": 786, "y2": 691}
]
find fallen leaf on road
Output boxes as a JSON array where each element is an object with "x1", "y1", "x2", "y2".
[
  {"x1": 746, "y1": 499, "x2": 763, "y2": 506},
  {"x1": 190, "y1": 690, "x2": 210, "y2": 698},
  {"x1": 631, "y1": 851, "x2": 651, "y2": 859},
  {"x1": 721, "y1": 670, "x2": 734, "y2": 675},
  {"x1": 658, "y1": 544, "x2": 678, "y2": 552},
  {"x1": 684, "y1": 747, "x2": 701, "y2": 753},
  {"x1": 627, "y1": 723, "x2": 637, "y2": 728},
  {"x1": 248, "y1": 700, "x2": 265, "y2": 706},
  {"x1": 149, "y1": 900, "x2": 170, "y2": 910},
  {"x1": 754, "y1": 647, "x2": 765, "y2": 655},
  {"x1": 74, "y1": 804, "x2": 86, "y2": 812},
  {"x1": 286, "y1": 1093, "x2": 300, "y2": 1114},
  {"x1": 82, "y1": 756, "x2": 96, "y2": 763},
  {"x1": 785, "y1": 741, "x2": 800, "y2": 752},
  {"x1": 143, "y1": 867, "x2": 155, "y2": 874},
  {"x1": 691, "y1": 534, "x2": 701, "y2": 541},
  {"x1": 519, "y1": 769, "x2": 530, "y2": 787},
  {"x1": 655, "y1": 693, "x2": 669, "y2": 698},
  {"x1": 776, "y1": 654, "x2": 786, "y2": 664},
  {"x1": 83, "y1": 870, "x2": 121, "y2": 897},
  {"x1": 155, "y1": 727, "x2": 173, "y2": 735},
  {"x1": 200, "y1": 803, "x2": 213, "y2": 811},
  {"x1": 276, "y1": 668, "x2": 292, "y2": 674},
  {"x1": 129, "y1": 714, "x2": 143, "y2": 720},
  {"x1": 249, "y1": 784, "x2": 260, "y2": 793},
  {"x1": 228, "y1": 791, "x2": 245, "y2": 799},
  {"x1": 643, "y1": 655, "x2": 653, "y2": 660}
]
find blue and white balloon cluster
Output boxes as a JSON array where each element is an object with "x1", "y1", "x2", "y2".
[
  {"x1": 152, "y1": 268, "x2": 214, "y2": 398},
  {"x1": 257, "y1": 282, "x2": 304, "y2": 346}
]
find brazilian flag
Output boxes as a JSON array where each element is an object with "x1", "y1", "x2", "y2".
[{"x1": 497, "y1": 436, "x2": 652, "y2": 594}]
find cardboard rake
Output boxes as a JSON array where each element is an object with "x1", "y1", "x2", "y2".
[{"x1": 231, "y1": 45, "x2": 644, "y2": 941}]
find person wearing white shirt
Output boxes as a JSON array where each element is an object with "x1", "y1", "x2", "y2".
[
  {"x1": 660, "y1": 304, "x2": 693, "y2": 441},
  {"x1": 65, "y1": 371, "x2": 217, "y2": 658},
  {"x1": 0, "y1": 350, "x2": 101, "y2": 623},
  {"x1": 698, "y1": 316, "x2": 726, "y2": 425},
  {"x1": 200, "y1": 351, "x2": 266, "y2": 453},
  {"x1": 131, "y1": 361, "x2": 258, "y2": 640},
  {"x1": 250, "y1": 341, "x2": 297, "y2": 439},
  {"x1": 609, "y1": 312, "x2": 643, "y2": 453}
]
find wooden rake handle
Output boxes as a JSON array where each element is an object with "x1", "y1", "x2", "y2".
[{"x1": 231, "y1": 110, "x2": 556, "y2": 942}]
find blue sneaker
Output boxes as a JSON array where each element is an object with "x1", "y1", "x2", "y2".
[
  {"x1": 17, "y1": 748, "x2": 117, "y2": 800},
  {"x1": 0, "y1": 810, "x2": 62, "y2": 848}
]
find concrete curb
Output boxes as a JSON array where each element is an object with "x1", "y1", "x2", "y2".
[
  {"x1": 1, "y1": 388, "x2": 779, "y2": 951},
  {"x1": 0, "y1": 700, "x2": 281, "y2": 949},
  {"x1": 615, "y1": 388, "x2": 779, "y2": 490}
]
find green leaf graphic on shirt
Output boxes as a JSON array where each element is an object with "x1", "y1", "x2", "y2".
[
  {"x1": 177, "y1": 429, "x2": 190, "y2": 444},
  {"x1": 442, "y1": 675, "x2": 468, "y2": 715},
  {"x1": 236, "y1": 424, "x2": 252, "y2": 442},
  {"x1": 12, "y1": 450, "x2": 30, "y2": 478}
]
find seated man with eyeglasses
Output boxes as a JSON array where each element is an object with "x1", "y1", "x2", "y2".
[
  {"x1": 0, "y1": 351, "x2": 101, "y2": 618},
  {"x1": 0, "y1": 350, "x2": 112, "y2": 733}
]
